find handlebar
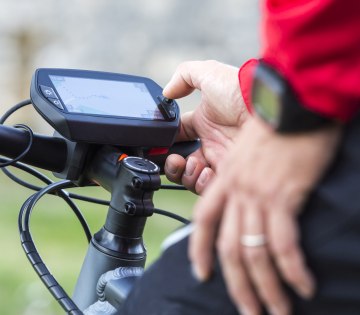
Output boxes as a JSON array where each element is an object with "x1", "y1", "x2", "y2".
[
  {"x1": 0, "y1": 124, "x2": 200, "y2": 176},
  {"x1": 0, "y1": 124, "x2": 67, "y2": 172}
]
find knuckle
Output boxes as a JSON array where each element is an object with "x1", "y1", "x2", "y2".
[
  {"x1": 193, "y1": 209, "x2": 212, "y2": 226},
  {"x1": 181, "y1": 177, "x2": 197, "y2": 193},
  {"x1": 271, "y1": 240, "x2": 296, "y2": 259},
  {"x1": 165, "y1": 172, "x2": 181, "y2": 185},
  {"x1": 243, "y1": 247, "x2": 267, "y2": 265},
  {"x1": 176, "y1": 61, "x2": 190, "y2": 73},
  {"x1": 216, "y1": 238, "x2": 239, "y2": 261},
  {"x1": 204, "y1": 59, "x2": 219, "y2": 67}
]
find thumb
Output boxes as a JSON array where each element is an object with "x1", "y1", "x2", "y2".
[
  {"x1": 176, "y1": 111, "x2": 198, "y2": 142},
  {"x1": 163, "y1": 60, "x2": 209, "y2": 99}
]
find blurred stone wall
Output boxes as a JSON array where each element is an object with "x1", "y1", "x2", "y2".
[{"x1": 0, "y1": 0, "x2": 259, "y2": 129}]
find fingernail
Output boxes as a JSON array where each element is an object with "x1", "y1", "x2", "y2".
[
  {"x1": 297, "y1": 276, "x2": 315, "y2": 299},
  {"x1": 198, "y1": 168, "x2": 209, "y2": 185},
  {"x1": 191, "y1": 264, "x2": 208, "y2": 282},
  {"x1": 162, "y1": 82, "x2": 171, "y2": 95},
  {"x1": 269, "y1": 305, "x2": 284, "y2": 315},
  {"x1": 297, "y1": 283, "x2": 315, "y2": 299},
  {"x1": 184, "y1": 157, "x2": 196, "y2": 176},
  {"x1": 166, "y1": 162, "x2": 178, "y2": 175}
]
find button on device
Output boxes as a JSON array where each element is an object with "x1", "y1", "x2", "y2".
[
  {"x1": 40, "y1": 85, "x2": 58, "y2": 99},
  {"x1": 157, "y1": 96, "x2": 177, "y2": 121},
  {"x1": 168, "y1": 109, "x2": 176, "y2": 119},
  {"x1": 48, "y1": 98, "x2": 64, "y2": 110}
]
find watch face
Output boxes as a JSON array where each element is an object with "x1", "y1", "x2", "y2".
[
  {"x1": 252, "y1": 78, "x2": 281, "y2": 127},
  {"x1": 251, "y1": 61, "x2": 332, "y2": 133}
]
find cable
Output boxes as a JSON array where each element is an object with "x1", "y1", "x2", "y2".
[
  {"x1": 0, "y1": 98, "x2": 107, "y2": 209},
  {"x1": 19, "y1": 180, "x2": 84, "y2": 315},
  {"x1": 2, "y1": 167, "x2": 41, "y2": 191},
  {"x1": 2, "y1": 166, "x2": 110, "y2": 206},
  {"x1": 0, "y1": 99, "x2": 32, "y2": 124},
  {"x1": 0, "y1": 99, "x2": 38, "y2": 182},
  {"x1": 160, "y1": 184, "x2": 187, "y2": 190},
  {"x1": 153, "y1": 208, "x2": 190, "y2": 225},
  {"x1": 1, "y1": 157, "x2": 189, "y2": 228},
  {"x1": 0, "y1": 157, "x2": 92, "y2": 243},
  {"x1": 0, "y1": 100, "x2": 110, "y2": 207},
  {"x1": 0, "y1": 124, "x2": 33, "y2": 167}
]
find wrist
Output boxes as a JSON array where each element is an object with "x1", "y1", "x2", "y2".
[{"x1": 252, "y1": 60, "x2": 340, "y2": 133}]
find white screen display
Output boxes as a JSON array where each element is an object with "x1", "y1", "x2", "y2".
[{"x1": 49, "y1": 75, "x2": 164, "y2": 120}]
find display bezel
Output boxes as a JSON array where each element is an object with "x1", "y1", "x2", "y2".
[{"x1": 30, "y1": 68, "x2": 180, "y2": 146}]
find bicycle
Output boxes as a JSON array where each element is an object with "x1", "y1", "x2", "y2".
[{"x1": 0, "y1": 70, "x2": 199, "y2": 314}]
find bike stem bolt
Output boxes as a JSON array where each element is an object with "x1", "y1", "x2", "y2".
[
  {"x1": 132, "y1": 177, "x2": 143, "y2": 189},
  {"x1": 124, "y1": 202, "x2": 136, "y2": 215}
]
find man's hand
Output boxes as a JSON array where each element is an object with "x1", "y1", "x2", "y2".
[
  {"x1": 163, "y1": 60, "x2": 248, "y2": 194},
  {"x1": 190, "y1": 118, "x2": 342, "y2": 315}
]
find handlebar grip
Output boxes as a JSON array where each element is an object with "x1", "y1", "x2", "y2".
[
  {"x1": 145, "y1": 140, "x2": 201, "y2": 173},
  {"x1": 0, "y1": 125, "x2": 67, "y2": 173},
  {"x1": 168, "y1": 140, "x2": 201, "y2": 157}
]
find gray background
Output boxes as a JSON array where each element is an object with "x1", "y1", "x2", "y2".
[
  {"x1": 0, "y1": 0, "x2": 259, "y2": 126},
  {"x1": 0, "y1": 1, "x2": 260, "y2": 314}
]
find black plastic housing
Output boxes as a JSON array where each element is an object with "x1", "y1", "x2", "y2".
[{"x1": 30, "y1": 68, "x2": 180, "y2": 146}]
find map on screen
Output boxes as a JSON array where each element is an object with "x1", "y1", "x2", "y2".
[{"x1": 49, "y1": 75, "x2": 164, "y2": 120}]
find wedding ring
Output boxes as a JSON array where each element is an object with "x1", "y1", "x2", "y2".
[{"x1": 240, "y1": 234, "x2": 267, "y2": 247}]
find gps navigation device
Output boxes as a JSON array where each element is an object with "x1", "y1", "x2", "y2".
[{"x1": 30, "y1": 68, "x2": 180, "y2": 147}]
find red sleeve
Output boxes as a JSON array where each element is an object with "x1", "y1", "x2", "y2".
[{"x1": 240, "y1": 0, "x2": 360, "y2": 122}]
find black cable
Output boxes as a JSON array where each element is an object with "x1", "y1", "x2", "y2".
[
  {"x1": 0, "y1": 99, "x2": 32, "y2": 124},
  {"x1": 0, "y1": 157, "x2": 92, "y2": 243},
  {"x1": 153, "y1": 208, "x2": 190, "y2": 225},
  {"x1": 19, "y1": 180, "x2": 84, "y2": 315},
  {"x1": 67, "y1": 192, "x2": 109, "y2": 206},
  {"x1": 1, "y1": 157, "x2": 54, "y2": 185},
  {"x1": 24, "y1": 180, "x2": 92, "y2": 243},
  {"x1": 0, "y1": 124, "x2": 33, "y2": 167},
  {"x1": 0, "y1": 99, "x2": 110, "y2": 206},
  {"x1": 2, "y1": 165, "x2": 110, "y2": 206},
  {"x1": 1, "y1": 99, "x2": 38, "y2": 182},
  {"x1": 21, "y1": 181, "x2": 75, "y2": 231},
  {"x1": 2, "y1": 155, "x2": 189, "y2": 230},
  {"x1": 0, "y1": 100, "x2": 102, "y2": 234},
  {"x1": 160, "y1": 184, "x2": 187, "y2": 190},
  {"x1": 2, "y1": 167, "x2": 41, "y2": 191}
]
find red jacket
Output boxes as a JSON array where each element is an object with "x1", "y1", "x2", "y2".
[{"x1": 239, "y1": 0, "x2": 360, "y2": 122}]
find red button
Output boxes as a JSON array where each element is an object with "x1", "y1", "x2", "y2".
[{"x1": 148, "y1": 148, "x2": 169, "y2": 156}]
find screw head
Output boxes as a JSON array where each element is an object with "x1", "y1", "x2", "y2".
[
  {"x1": 132, "y1": 177, "x2": 143, "y2": 189},
  {"x1": 124, "y1": 202, "x2": 136, "y2": 215}
]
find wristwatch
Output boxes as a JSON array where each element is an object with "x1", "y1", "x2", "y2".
[{"x1": 251, "y1": 60, "x2": 333, "y2": 133}]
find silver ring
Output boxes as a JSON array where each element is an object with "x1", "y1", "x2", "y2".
[{"x1": 240, "y1": 234, "x2": 267, "y2": 247}]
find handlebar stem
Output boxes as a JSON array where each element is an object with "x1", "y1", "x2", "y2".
[{"x1": 73, "y1": 145, "x2": 161, "y2": 310}]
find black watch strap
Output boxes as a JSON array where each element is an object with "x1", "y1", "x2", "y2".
[{"x1": 251, "y1": 61, "x2": 334, "y2": 133}]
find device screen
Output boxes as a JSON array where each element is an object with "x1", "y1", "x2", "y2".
[{"x1": 49, "y1": 75, "x2": 164, "y2": 120}]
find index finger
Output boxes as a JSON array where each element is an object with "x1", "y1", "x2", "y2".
[{"x1": 163, "y1": 60, "x2": 216, "y2": 99}]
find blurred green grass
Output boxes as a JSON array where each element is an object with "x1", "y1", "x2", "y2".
[{"x1": 0, "y1": 169, "x2": 196, "y2": 315}]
